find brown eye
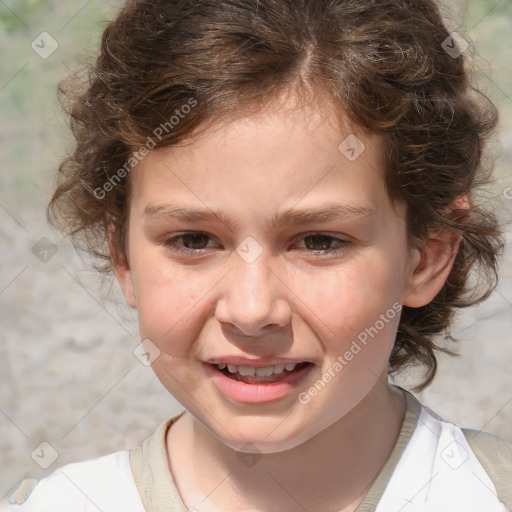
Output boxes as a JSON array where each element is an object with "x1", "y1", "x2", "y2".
[
  {"x1": 181, "y1": 233, "x2": 210, "y2": 249},
  {"x1": 295, "y1": 233, "x2": 350, "y2": 256},
  {"x1": 162, "y1": 232, "x2": 218, "y2": 255},
  {"x1": 304, "y1": 234, "x2": 336, "y2": 251}
]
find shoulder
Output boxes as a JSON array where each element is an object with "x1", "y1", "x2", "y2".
[
  {"x1": 375, "y1": 388, "x2": 512, "y2": 512},
  {"x1": 413, "y1": 391, "x2": 512, "y2": 510},
  {"x1": 1, "y1": 450, "x2": 145, "y2": 512},
  {"x1": 461, "y1": 427, "x2": 512, "y2": 509},
  {"x1": 461, "y1": 426, "x2": 512, "y2": 462}
]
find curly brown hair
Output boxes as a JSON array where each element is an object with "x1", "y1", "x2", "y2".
[{"x1": 48, "y1": 0, "x2": 504, "y2": 390}]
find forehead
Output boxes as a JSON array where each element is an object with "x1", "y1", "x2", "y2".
[{"x1": 128, "y1": 96, "x2": 393, "y2": 226}]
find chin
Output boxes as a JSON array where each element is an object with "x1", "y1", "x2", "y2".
[{"x1": 201, "y1": 411, "x2": 321, "y2": 454}]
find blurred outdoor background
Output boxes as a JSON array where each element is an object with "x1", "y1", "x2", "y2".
[{"x1": 1, "y1": 0, "x2": 511, "y2": 500}]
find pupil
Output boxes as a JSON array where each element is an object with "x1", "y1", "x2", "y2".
[
  {"x1": 305, "y1": 235, "x2": 331, "y2": 250},
  {"x1": 183, "y1": 233, "x2": 208, "y2": 249}
]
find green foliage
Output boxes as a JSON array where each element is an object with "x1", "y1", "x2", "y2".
[
  {"x1": 0, "y1": 0, "x2": 53, "y2": 34},
  {"x1": 467, "y1": 0, "x2": 512, "y2": 27}
]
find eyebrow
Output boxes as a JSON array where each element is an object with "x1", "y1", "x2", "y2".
[{"x1": 144, "y1": 203, "x2": 377, "y2": 231}]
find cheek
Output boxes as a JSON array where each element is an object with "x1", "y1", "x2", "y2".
[
  {"x1": 293, "y1": 250, "x2": 404, "y2": 343},
  {"x1": 150, "y1": 353, "x2": 200, "y2": 399},
  {"x1": 130, "y1": 253, "x2": 218, "y2": 359}
]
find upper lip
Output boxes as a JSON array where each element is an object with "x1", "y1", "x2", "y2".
[{"x1": 205, "y1": 357, "x2": 313, "y2": 367}]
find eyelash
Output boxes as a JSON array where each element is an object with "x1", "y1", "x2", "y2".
[{"x1": 161, "y1": 232, "x2": 350, "y2": 256}]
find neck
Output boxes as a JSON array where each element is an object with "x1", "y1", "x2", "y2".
[{"x1": 168, "y1": 379, "x2": 406, "y2": 512}]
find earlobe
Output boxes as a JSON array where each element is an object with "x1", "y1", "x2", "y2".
[
  {"x1": 114, "y1": 259, "x2": 137, "y2": 308},
  {"x1": 402, "y1": 230, "x2": 462, "y2": 308}
]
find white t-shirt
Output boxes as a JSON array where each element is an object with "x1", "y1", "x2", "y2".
[{"x1": 2, "y1": 388, "x2": 510, "y2": 512}]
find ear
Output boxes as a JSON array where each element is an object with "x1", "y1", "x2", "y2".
[
  {"x1": 107, "y1": 220, "x2": 137, "y2": 308},
  {"x1": 113, "y1": 257, "x2": 137, "y2": 308},
  {"x1": 402, "y1": 197, "x2": 469, "y2": 308}
]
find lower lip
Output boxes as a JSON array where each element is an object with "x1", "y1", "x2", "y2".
[{"x1": 205, "y1": 364, "x2": 313, "y2": 404}]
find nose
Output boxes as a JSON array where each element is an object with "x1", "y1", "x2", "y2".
[{"x1": 214, "y1": 253, "x2": 292, "y2": 337}]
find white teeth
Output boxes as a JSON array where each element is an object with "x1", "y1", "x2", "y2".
[
  {"x1": 238, "y1": 365, "x2": 256, "y2": 376},
  {"x1": 255, "y1": 365, "x2": 274, "y2": 377},
  {"x1": 273, "y1": 364, "x2": 285, "y2": 374},
  {"x1": 215, "y1": 362, "x2": 303, "y2": 376}
]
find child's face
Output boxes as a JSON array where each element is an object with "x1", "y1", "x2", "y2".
[{"x1": 116, "y1": 96, "x2": 423, "y2": 452}]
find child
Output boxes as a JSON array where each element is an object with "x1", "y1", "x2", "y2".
[{"x1": 3, "y1": 0, "x2": 511, "y2": 510}]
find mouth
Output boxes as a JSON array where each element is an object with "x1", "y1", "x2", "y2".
[
  {"x1": 204, "y1": 360, "x2": 314, "y2": 404},
  {"x1": 210, "y1": 361, "x2": 313, "y2": 384}
]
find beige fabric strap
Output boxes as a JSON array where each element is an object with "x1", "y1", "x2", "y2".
[
  {"x1": 7, "y1": 478, "x2": 40, "y2": 506},
  {"x1": 130, "y1": 413, "x2": 188, "y2": 512},
  {"x1": 130, "y1": 391, "x2": 421, "y2": 512},
  {"x1": 462, "y1": 428, "x2": 512, "y2": 510},
  {"x1": 134, "y1": 390, "x2": 511, "y2": 512},
  {"x1": 354, "y1": 388, "x2": 422, "y2": 511}
]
